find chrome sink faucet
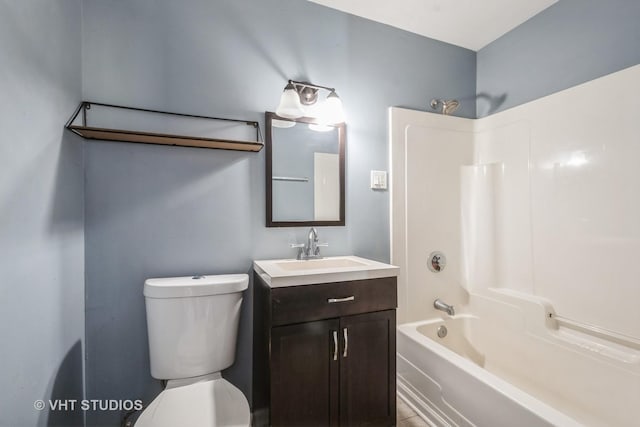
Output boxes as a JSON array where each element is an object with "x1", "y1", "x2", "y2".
[
  {"x1": 290, "y1": 227, "x2": 328, "y2": 260},
  {"x1": 434, "y1": 299, "x2": 455, "y2": 316}
]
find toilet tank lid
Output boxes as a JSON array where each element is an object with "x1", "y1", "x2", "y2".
[{"x1": 144, "y1": 274, "x2": 248, "y2": 298}]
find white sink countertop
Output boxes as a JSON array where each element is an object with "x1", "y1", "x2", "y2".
[{"x1": 253, "y1": 255, "x2": 399, "y2": 288}]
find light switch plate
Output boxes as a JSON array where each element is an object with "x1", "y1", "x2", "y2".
[{"x1": 370, "y1": 170, "x2": 388, "y2": 190}]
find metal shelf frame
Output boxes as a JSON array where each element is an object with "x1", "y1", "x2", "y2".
[{"x1": 65, "y1": 101, "x2": 263, "y2": 152}]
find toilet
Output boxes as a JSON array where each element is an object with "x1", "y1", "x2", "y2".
[{"x1": 136, "y1": 274, "x2": 250, "y2": 427}]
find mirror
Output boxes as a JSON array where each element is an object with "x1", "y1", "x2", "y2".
[{"x1": 266, "y1": 112, "x2": 345, "y2": 227}]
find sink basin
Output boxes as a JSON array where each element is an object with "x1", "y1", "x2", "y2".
[
  {"x1": 253, "y1": 255, "x2": 399, "y2": 288},
  {"x1": 275, "y1": 258, "x2": 367, "y2": 271}
]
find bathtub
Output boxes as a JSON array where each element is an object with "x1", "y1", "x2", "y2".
[{"x1": 396, "y1": 291, "x2": 640, "y2": 427}]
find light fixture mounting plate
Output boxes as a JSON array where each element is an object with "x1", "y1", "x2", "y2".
[{"x1": 294, "y1": 83, "x2": 319, "y2": 105}]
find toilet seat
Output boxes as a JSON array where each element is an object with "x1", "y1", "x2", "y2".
[{"x1": 135, "y1": 373, "x2": 250, "y2": 427}]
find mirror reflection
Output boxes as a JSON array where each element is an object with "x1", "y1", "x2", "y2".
[{"x1": 266, "y1": 112, "x2": 345, "y2": 227}]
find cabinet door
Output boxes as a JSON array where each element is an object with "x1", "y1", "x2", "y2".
[
  {"x1": 271, "y1": 319, "x2": 340, "y2": 426},
  {"x1": 339, "y1": 310, "x2": 396, "y2": 426}
]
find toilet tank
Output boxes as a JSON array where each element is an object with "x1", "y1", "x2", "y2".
[{"x1": 143, "y1": 274, "x2": 248, "y2": 380}]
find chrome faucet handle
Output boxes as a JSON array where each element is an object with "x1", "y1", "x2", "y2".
[
  {"x1": 290, "y1": 243, "x2": 306, "y2": 260},
  {"x1": 313, "y1": 242, "x2": 328, "y2": 256}
]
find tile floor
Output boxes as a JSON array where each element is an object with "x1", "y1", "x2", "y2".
[{"x1": 397, "y1": 397, "x2": 429, "y2": 427}]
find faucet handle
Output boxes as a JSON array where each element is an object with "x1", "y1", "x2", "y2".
[
  {"x1": 290, "y1": 243, "x2": 306, "y2": 260},
  {"x1": 313, "y1": 242, "x2": 328, "y2": 256}
]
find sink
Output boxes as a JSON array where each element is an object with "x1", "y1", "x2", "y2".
[
  {"x1": 275, "y1": 258, "x2": 368, "y2": 271},
  {"x1": 253, "y1": 255, "x2": 399, "y2": 288}
]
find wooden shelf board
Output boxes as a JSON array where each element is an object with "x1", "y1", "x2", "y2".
[{"x1": 69, "y1": 125, "x2": 263, "y2": 152}]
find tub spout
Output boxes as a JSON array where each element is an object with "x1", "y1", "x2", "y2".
[{"x1": 434, "y1": 299, "x2": 455, "y2": 316}]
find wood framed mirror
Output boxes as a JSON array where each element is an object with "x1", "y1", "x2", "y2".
[{"x1": 266, "y1": 112, "x2": 346, "y2": 227}]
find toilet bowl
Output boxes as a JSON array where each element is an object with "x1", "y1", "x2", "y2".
[
  {"x1": 135, "y1": 373, "x2": 249, "y2": 427},
  {"x1": 136, "y1": 274, "x2": 250, "y2": 427}
]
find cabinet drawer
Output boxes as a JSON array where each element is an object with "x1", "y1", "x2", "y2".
[{"x1": 271, "y1": 277, "x2": 397, "y2": 326}]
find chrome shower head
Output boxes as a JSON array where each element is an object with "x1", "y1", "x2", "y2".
[{"x1": 430, "y1": 99, "x2": 460, "y2": 115}]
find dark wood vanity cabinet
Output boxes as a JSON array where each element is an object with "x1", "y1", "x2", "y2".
[
  {"x1": 253, "y1": 275, "x2": 397, "y2": 427},
  {"x1": 270, "y1": 319, "x2": 340, "y2": 426}
]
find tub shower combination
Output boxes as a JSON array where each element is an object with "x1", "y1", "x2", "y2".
[
  {"x1": 390, "y1": 67, "x2": 640, "y2": 426},
  {"x1": 397, "y1": 291, "x2": 640, "y2": 427}
]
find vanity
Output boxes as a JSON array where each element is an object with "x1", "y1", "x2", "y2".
[
  {"x1": 255, "y1": 112, "x2": 397, "y2": 425},
  {"x1": 252, "y1": 256, "x2": 399, "y2": 426}
]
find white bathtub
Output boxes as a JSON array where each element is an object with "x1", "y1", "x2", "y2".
[{"x1": 396, "y1": 292, "x2": 640, "y2": 427}]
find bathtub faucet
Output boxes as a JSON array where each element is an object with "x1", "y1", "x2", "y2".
[{"x1": 433, "y1": 299, "x2": 455, "y2": 316}]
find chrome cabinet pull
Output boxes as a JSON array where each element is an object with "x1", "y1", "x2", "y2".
[
  {"x1": 343, "y1": 328, "x2": 348, "y2": 358},
  {"x1": 327, "y1": 296, "x2": 355, "y2": 304},
  {"x1": 332, "y1": 330, "x2": 338, "y2": 361}
]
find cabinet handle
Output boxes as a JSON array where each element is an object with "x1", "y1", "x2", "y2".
[
  {"x1": 327, "y1": 296, "x2": 355, "y2": 304},
  {"x1": 343, "y1": 328, "x2": 348, "y2": 358},
  {"x1": 332, "y1": 330, "x2": 338, "y2": 361}
]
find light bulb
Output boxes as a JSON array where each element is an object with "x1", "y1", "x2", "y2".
[{"x1": 308, "y1": 100, "x2": 333, "y2": 132}]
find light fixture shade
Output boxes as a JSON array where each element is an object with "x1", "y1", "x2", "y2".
[
  {"x1": 324, "y1": 91, "x2": 345, "y2": 124},
  {"x1": 275, "y1": 83, "x2": 304, "y2": 119}
]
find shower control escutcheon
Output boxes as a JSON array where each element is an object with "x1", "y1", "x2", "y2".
[{"x1": 428, "y1": 251, "x2": 446, "y2": 272}]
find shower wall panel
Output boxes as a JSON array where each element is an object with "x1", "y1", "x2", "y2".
[{"x1": 391, "y1": 64, "x2": 640, "y2": 339}]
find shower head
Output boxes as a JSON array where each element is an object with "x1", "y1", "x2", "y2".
[{"x1": 430, "y1": 99, "x2": 460, "y2": 115}]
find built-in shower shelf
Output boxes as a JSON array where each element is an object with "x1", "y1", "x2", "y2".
[{"x1": 65, "y1": 102, "x2": 263, "y2": 152}]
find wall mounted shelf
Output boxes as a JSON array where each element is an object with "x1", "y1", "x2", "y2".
[{"x1": 66, "y1": 102, "x2": 263, "y2": 152}]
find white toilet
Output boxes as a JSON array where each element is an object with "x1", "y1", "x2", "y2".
[{"x1": 136, "y1": 274, "x2": 250, "y2": 427}]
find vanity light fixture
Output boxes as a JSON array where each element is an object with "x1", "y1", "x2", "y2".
[{"x1": 275, "y1": 80, "x2": 345, "y2": 129}]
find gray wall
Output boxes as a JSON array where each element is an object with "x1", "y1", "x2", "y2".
[
  {"x1": 0, "y1": 1, "x2": 84, "y2": 426},
  {"x1": 477, "y1": 0, "x2": 640, "y2": 117},
  {"x1": 81, "y1": 0, "x2": 476, "y2": 425}
]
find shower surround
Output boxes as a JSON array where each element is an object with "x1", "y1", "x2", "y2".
[{"x1": 390, "y1": 65, "x2": 640, "y2": 426}]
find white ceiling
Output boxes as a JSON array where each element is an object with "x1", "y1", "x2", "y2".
[{"x1": 309, "y1": 0, "x2": 557, "y2": 51}]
